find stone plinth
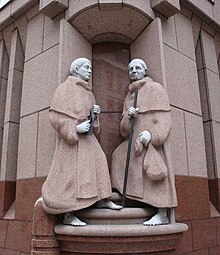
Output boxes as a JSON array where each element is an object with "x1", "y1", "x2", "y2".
[
  {"x1": 55, "y1": 223, "x2": 188, "y2": 254},
  {"x1": 31, "y1": 197, "x2": 188, "y2": 255}
]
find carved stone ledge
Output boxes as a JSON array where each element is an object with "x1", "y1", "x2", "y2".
[{"x1": 55, "y1": 223, "x2": 188, "y2": 254}]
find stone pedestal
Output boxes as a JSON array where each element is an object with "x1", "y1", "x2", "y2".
[
  {"x1": 55, "y1": 221, "x2": 188, "y2": 254},
  {"x1": 31, "y1": 198, "x2": 60, "y2": 255},
  {"x1": 31, "y1": 196, "x2": 188, "y2": 255}
]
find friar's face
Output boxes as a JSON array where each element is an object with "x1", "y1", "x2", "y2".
[
  {"x1": 76, "y1": 62, "x2": 92, "y2": 82},
  {"x1": 128, "y1": 61, "x2": 146, "y2": 82}
]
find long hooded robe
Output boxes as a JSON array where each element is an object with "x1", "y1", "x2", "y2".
[
  {"x1": 111, "y1": 77, "x2": 177, "y2": 208},
  {"x1": 42, "y1": 76, "x2": 112, "y2": 214}
]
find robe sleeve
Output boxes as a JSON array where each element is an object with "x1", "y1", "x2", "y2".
[
  {"x1": 93, "y1": 115, "x2": 101, "y2": 136},
  {"x1": 120, "y1": 112, "x2": 131, "y2": 139},
  {"x1": 49, "y1": 110, "x2": 79, "y2": 145},
  {"x1": 148, "y1": 111, "x2": 171, "y2": 147}
]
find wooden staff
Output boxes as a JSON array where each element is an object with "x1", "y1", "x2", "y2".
[{"x1": 122, "y1": 88, "x2": 138, "y2": 207}]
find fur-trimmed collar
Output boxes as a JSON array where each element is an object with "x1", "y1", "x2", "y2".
[
  {"x1": 67, "y1": 76, "x2": 92, "y2": 91},
  {"x1": 129, "y1": 77, "x2": 153, "y2": 93}
]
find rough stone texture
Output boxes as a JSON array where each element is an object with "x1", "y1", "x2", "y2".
[
  {"x1": 99, "y1": 112, "x2": 124, "y2": 166},
  {"x1": 0, "y1": 181, "x2": 16, "y2": 219},
  {"x1": 26, "y1": 3, "x2": 39, "y2": 20},
  {"x1": 184, "y1": 112, "x2": 207, "y2": 177},
  {"x1": 164, "y1": 44, "x2": 201, "y2": 115},
  {"x1": 0, "y1": 3, "x2": 14, "y2": 31},
  {"x1": 206, "y1": 70, "x2": 220, "y2": 122},
  {"x1": 5, "y1": 220, "x2": 32, "y2": 253},
  {"x1": 215, "y1": 32, "x2": 220, "y2": 59},
  {"x1": 203, "y1": 121, "x2": 215, "y2": 180},
  {"x1": 15, "y1": 177, "x2": 45, "y2": 221},
  {"x1": 197, "y1": 69, "x2": 209, "y2": 122},
  {"x1": 191, "y1": 14, "x2": 202, "y2": 48},
  {"x1": 0, "y1": 78, "x2": 7, "y2": 128},
  {"x1": 0, "y1": 122, "x2": 19, "y2": 181},
  {"x1": 11, "y1": 0, "x2": 39, "y2": 19},
  {"x1": 176, "y1": 221, "x2": 193, "y2": 254},
  {"x1": 17, "y1": 114, "x2": 38, "y2": 180},
  {"x1": 43, "y1": 13, "x2": 63, "y2": 51},
  {"x1": 1, "y1": 28, "x2": 24, "y2": 183},
  {"x1": 55, "y1": 223, "x2": 188, "y2": 236},
  {"x1": 66, "y1": 0, "x2": 98, "y2": 20},
  {"x1": 209, "y1": 179, "x2": 220, "y2": 211},
  {"x1": 180, "y1": 5, "x2": 192, "y2": 19},
  {"x1": 175, "y1": 13, "x2": 195, "y2": 60},
  {"x1": 201, "y1": 29, "x2": 219, "y2": 75},
  {"x1": 131, "y1": 18, "x2": 167, "y2": 88},
  {"x1": 170, "y1": 107, "x2": 188, "y2": 176},
  {"x1": 36, "y1": 109, "x2": 56, "y2": 177},
  {"x1": 201, "y1": 22, "x2": 215, "y2": 37},
  {"x1": 192, "y1": 218, "x2": 217, "y2": 251},
  {"x1": 123, "y1": 0, "x2": 155, "y2": 19},
  {"x1": 181, "y1": 0, "x2": 213, "y2": 23},
  {"x1": 54, "y1": 224, "x2": 187, "y2": 254},
  {"x1": 2, "y1": 23, "x2": 14, "y2": 57},
  {"x1": 0, "y1": 220, "x2": 8, "y2": 247},
  {"x1": 160, "y1": 15, "x2": 177, "y2": 50},
  {"x1": 70, "y1": 5, "x2": 150, "y2": 44},
  {"x1": 175, "y1": 176, "x2": 210, "y2": 221},
  {"x1": 58, "y1": 19, "x2": 92, "y2": 84},
  {"x1": 39, "y1": 0, "x2": 68, "y2": 18},
  {"x1": 9, "y1": 29, "x2": 24, "y2": 72},
  {"x1": 25, "y1": 13, "x2": 44, "y2": 61},
  {"x1": 0, "y1": 248, "x2": 20, "y2": 255},
  {"x1": 13, "y1": 15, "x2": 28, "y2": 52},
  {"x1": 31, "y1": 198, "x2": 59, "y2": 254},
  {"x1": 151, "y1": 0, "x2": 180, "y2": 18},
  {"x1": 212, "y1": 121, "x2": 220, "y2": 179},
  {"x1": 4, "y1": 69, "x2": 23, "y2": 123},
  {"x1": 213, "y1": 0, "x2": 220, "y2": 27},
  {"x1": 21, "y1": 45, "x2": 59, "y2": 116},
  {"x1": 92, "y1": 42, "x2": 129, "y2": 112}
]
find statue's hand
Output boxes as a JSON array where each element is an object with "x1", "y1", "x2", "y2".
[
  {"x1": 76, "y1": 120, "x2": 91, "y2": 133},
  {"x1": 93, "y1": 104, "x2": 101, "y2": 114},
  {"x1": 128, "y1": 106, "x2": 139, "y2": 119},
  {"x1": 139, "y1": 130, "x2": 152, "y2": 147}
]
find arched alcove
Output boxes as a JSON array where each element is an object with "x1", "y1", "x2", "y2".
[
  {"x1": 92, "y1": 42, "x2": 130, "y2": 166},
  {"x1": 69, "y1": 4, "x2": 152, "y2": 44}
]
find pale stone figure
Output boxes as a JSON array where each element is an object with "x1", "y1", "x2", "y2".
[
  {"x1": 111, "y1": 59, "x2": 177, "y2": 225},
  {"x1": 42, "y1": 58, "x2": 121, "y2": 227}
]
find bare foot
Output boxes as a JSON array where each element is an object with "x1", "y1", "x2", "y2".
[
  {"x1": 96, "y1": 199, "x2": 122, "y2": 210},
  {"x1": 143, "y1": 209, "x2": 169, "y2": 226},
  {"x1": 63, "y1": 212, "x2": 86, "y2": 227}
]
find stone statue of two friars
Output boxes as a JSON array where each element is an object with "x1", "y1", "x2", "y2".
[{"x1": 41, "y1": 57, "x2": 177, "y2": 227}]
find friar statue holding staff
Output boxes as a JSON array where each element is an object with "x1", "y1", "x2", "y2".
[
  {"x1": 42, "y1": 58, "x2": 121, "y2": 227},
  {"x1": 111, "y1": 59, "x2": 177, "y2": 225}
]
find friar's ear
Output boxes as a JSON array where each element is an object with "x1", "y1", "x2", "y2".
[{"x1": 75, "y1": 66, "x2": 79, "y2": 74}]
